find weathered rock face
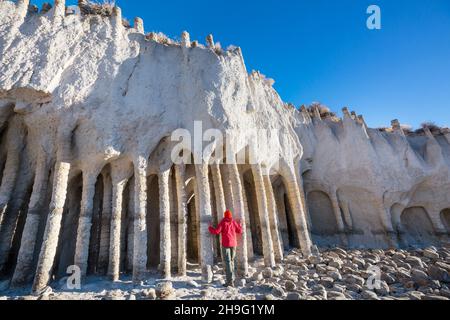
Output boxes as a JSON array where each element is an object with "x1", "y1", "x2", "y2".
[
  {"x1": 294, "y1": 107, "x2": 450, "y2": 248},
  {"x1": 0, "y1": 0, "x2": 448, "y2": 295},
  {"x1": 0, "y1": 1, "x2": 309, "y2": 293}
]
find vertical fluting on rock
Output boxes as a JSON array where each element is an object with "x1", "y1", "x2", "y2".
[
  {"x1": 329, "y1": 191, "x2": 346, "y2": 232},
  {"x1": 0, "y1": 118, "x2": 26, "y2": 220},
  {"x1": 158, "y1": 168, "x2": 171, "y2": 279},
  {"x1": 282, "y1": 167, "x2": 312, "y2": 257},
  {"x1": 209, "y1": 175, "x2": 220, "y2": 262},
  {"x1": 74, "y1": 172, "x2": 98, "y2": 279},
  {"x1": 97, "y1": 172, "x2": 112, "y2": 273},
  {"x1": 108, "y1": 173, "x2": 128, "y2": 281},
  {"x1": 132, "y1": 156, "x2": 148, "y2": 283},
  {"x1": 0, "y1": 146, "x2": 32, "y2": 273},
  {"x1": 221, "y1": 165, "x2": 234, "y2": 211},
  {"x1": 329, "y1": 190, "x2": 348, "y2": 245},
  {"x1": 195, "y1": 163, "x2": 214, "y2": 283},
  {"x1": 251, "y1": 164, "x2": 276, "y2": 267},
  {"x1": 175, "y1": 164, "x2": 187, "y2": 276},
  {"x1": 32, "y1": 161, "x2": 71, "y2": 293},
  {"x1": 169, "y1": 170, "x2": 178, "y2": 272},
  {"x1": 274, "y1": 189, "x2": 290, "y2": 250},
  {"x1": 340, "y1": 200, "x2": 353, "y2": 230},
  {"x1": 429, "y1": 209, "x2": 447, "y2": 235},
  {"x1": 193, "y1": 180, "x2": 202, "y2": 262},
  {"x1": 375, "y1": 201, "x2": 396, "y2": 245},
  {"x1": 240, "y1": 171, "x2": 254, "y2": 261},
  {"x1": 211, "y1": 164, "x2": 226, "y2": 262},
  {"x1": 126, "y1": 177, "x2": 135, "y2": 272},
  {"x1": 88, "y1": 177, "x2": 102, "y2": 275},
  {"x1": 263, "y1": 175, "x2": 284, "y2": 262},
  {"x1": 11, "y1": 152, "x2": 50, "y2": 286},
  {"x1": 228, "y1": 163, "x2": 249, "y2": 276}
]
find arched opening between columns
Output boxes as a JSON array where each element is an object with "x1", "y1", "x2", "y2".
[
  {"x1": 242, "y1": 170, "x2": 263, "y2": 257},
  {"x1": 27, "y1": 167, "x2": 54, "y2": 283},
  {"x1": 400, "y1": 207, "x2": 438, "y2": 246},
  {"x1": 146, "y1": 174, "x2": 160, "y2": 269},
  {"x1": 306, "y1": 190, "x2": 342, "y2": 247},
  {"x1": 0, "y1": 173, "x2": 34, "y2": 278},
  {"x1": 54, "y1": 173, "x2": 83, "y2": 278},
  {"x1": 272, "y1": 177, "x2": 295, "y2": 251},
  {"x1": 87, "y1": 175, "x2": 104, "y2": 275},
  {"x1": 440, "y1": 209, "x2": 450, "y2": 232},
  {"x1": 185, "y1": 173, "x2": 200, "y2": 266}
]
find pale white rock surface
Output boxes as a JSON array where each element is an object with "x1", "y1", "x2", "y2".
[{"x1": 0, "y1": 1, "x2": 448, "y2": 299}]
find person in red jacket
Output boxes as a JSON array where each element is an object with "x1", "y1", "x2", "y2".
[{"x1": 209, "y1": 210, "x2": 243, "y2": 287}]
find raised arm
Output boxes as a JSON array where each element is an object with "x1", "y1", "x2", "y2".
[{"x1": 208, "y1": 220, "x2": 223, "y2": 235}]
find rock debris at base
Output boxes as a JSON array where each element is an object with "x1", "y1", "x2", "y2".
[{"x1": 1, "y1": 246, "x2": 449, "y2": 301}]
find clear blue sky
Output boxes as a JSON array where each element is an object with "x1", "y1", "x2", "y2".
[{"x1": 32, "y1": 0, "x2": 450, "y2": 128}]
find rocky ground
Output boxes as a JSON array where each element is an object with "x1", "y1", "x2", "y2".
[{"x1": 1, "y1": 245, "x2": 450, "y2": 301}]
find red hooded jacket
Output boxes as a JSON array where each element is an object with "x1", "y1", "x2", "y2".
[{"x1": 209, "y1": 213, "x2": 243, "y2": 248}]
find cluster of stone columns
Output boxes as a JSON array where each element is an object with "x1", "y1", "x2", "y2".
[{"x1": 0, "y1": 136, "x2": 312, "y2": 293}]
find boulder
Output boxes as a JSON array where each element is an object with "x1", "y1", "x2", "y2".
[
  {"x1": 411, "y1": 268, "x2": 431, "y2": 287},
  {"x1": 252, "y1": 272, "x2": 264, "y2": 281},
  {"x1": 155, "y1": 282, "x2": 175, "y2": 300},
  {"x1": 284, "y1": 280, "x2": 296, "y2": 292},
  {"x1": 271, "y1": 287, "x2": 285, "y2": 298},
  {"x1": 374, "y1": 281, "x2": 390, "y2": 296},
  {"x1": 320, "y1": 277, "x2": 334, "y2": 288},
  {"x1": 142, "y1": 288, "x2": 156, "y2": 300},
  {"x1": 405, "y1": 256, "x2": 424, "y2": 269},
  {"x1": 308, "y1": 255, "x2": 323, "y2": 265},
  {"x1": 361, "y1": 290, "x2": 379, "y2": 300},
  {"x1": 327, "y1": 270, "x2": 342, "y2": 281},
  {"x1": 381, "y1": 272, "x2": 396, "y2": 285},
  {"x1": 263, "y1": 294, "x2": 275, "y2": 300},
  {"x1": 423, "y1": 249, "x2": 440, "y2": 260},
  {"x1": 344, "y1": 274, "x2": 365, "y2": 286},
  {"x1": 286, "y1": 292, "x2": 302, "y2": 300},
  {"x1": 262, "y1": 268, "x2": 273, "y2": 279}
]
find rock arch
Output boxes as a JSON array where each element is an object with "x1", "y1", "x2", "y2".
[
  {"x1": 400, "y1": 207, "x2": 438, "y2": 246},
  {"x1": 306, "y1": 190, "x2": 342, "y2": 246},
  {"x1": 441, "y1": 209, "x2": 450, "y2": 232},
  {"x1": 146, "y1": 174, "x2": 160, "y2": 269}
]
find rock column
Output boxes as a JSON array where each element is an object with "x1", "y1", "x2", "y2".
[
  {"x1": 228, "y1": 163, "x2": 249, "y2": 276},
  {"x1": 175, "y1": 165, "x2": 187, "y2": 276},
  {"x1": 251, "y1": 164, "x2": 275, "y2": 267},
  {"x1": 159, "y1": 169, "x2": 171, "y2": 279},
  {"x1": 32, "y1": 161, "x2": 71, "y2": 293},
  {"x1": 283, "y1": 168, "x2": 312, "y2": 256},
  {"x1": 195, "y1": 164, "x2": 214, "y2": 283},
  {"x1": 263, "y1": 175, "x2": 284, "y2": 262},
  {"x1": 97, "y1": 173, "x2": 112, "y2": 273},
  {"x1": 12, "y1": 153, "x2": 50, "y2": 285},
  {"x1": 108, "y1": 173, "x2": 128, "y2": 281},
  {"x1": 132, "y1": 156, "x2": 148, "y2": 283},
  {"x1": 74, "y1": 173, "x2": 98, "y2": 279}
]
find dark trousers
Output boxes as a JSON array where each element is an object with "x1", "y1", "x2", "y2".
[{"x1": 222, "y1": 247, "x2": 236, "y2": 284}]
